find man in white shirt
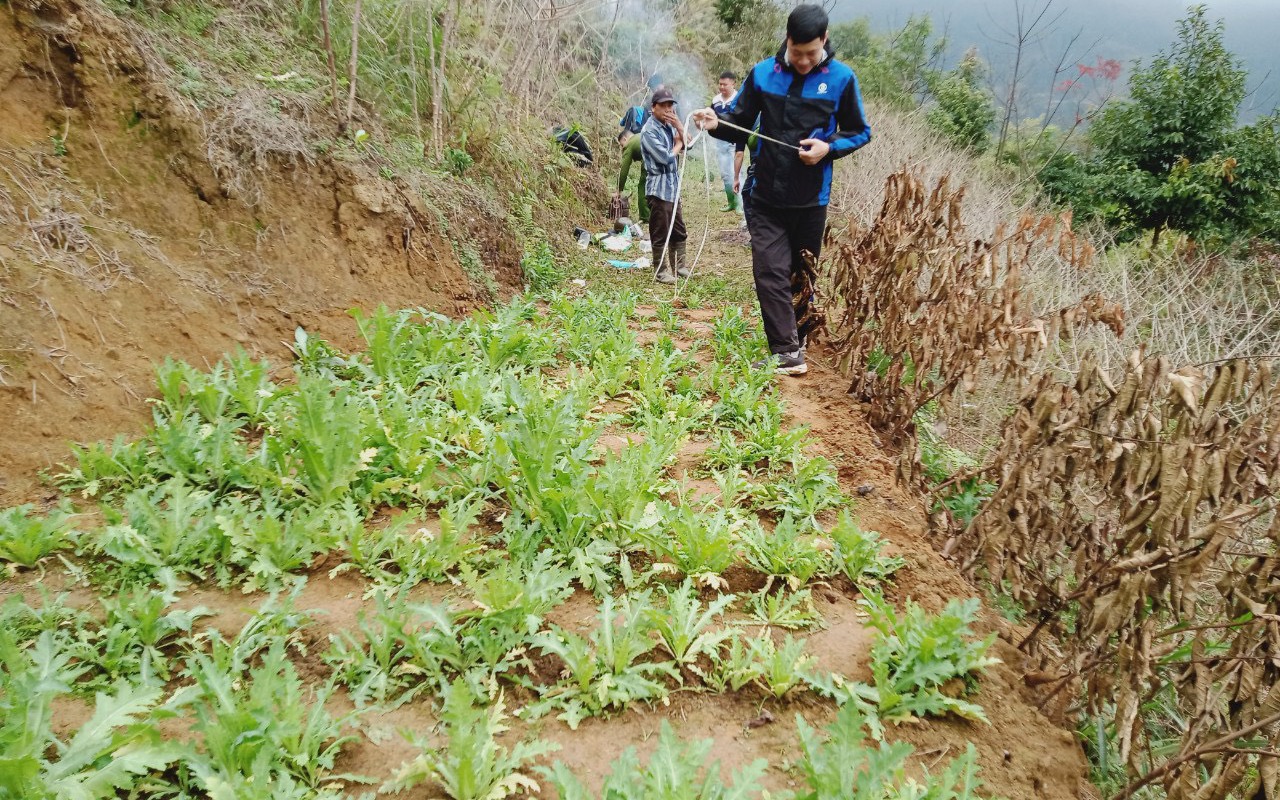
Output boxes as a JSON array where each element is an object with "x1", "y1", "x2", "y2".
[{"x1": 710, "y1": 71, "x2": 745, "y2": 214}]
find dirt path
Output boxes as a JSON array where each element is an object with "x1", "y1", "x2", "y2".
[{"x1": 562, "y1": 182, "x2": 1094, "y2": 798}]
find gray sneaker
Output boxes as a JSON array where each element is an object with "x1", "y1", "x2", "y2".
[{"x1": 752, "y1": 350, "x2": 807, "y2": 376}]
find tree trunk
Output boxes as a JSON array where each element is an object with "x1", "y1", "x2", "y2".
[
  {"x1": 318, "y1": 0, "x2": 340, "y2": 121},
  {"x1": 345, "y1": 0, "x2": 364, "y2": 132}
]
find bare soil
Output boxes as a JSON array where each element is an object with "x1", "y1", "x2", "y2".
[{"x1": 0, "y1": 0, "x2": 522, "y2": 506}]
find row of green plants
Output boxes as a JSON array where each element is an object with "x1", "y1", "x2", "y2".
[
  {"x1": 2, "y1": 291, "x2": 1002, "y2": 798},
  {"x1": 0, "y1": 579, "x2": 997, "y2": 799},
  {"x1": 27, "y1": 297, "x2": 882, "y2": 594},
  {"x1": 415, "y1": 683, "x2": 993, "y2": 800}
]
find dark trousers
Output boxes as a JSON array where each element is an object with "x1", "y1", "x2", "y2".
[
  {"x1": 747, "y1": 201, "x2": 826, "y2": 354},
  {"x1": 741, "y1": 172, "x2": 755, "y2": 230},
  {"x1": 646, "y1": 195, "x2": 686, "y2": 271}
]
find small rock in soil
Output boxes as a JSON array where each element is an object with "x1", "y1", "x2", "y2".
[
  {"x1": 856, "y1": 483, "x2": 876, "y2": 497},
  {"x1": 746, "y1": 711, "x2": 775, "y2": 729}
]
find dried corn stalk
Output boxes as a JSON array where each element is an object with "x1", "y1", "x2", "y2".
[
  {"x1": 827, "y1": 169, "x2": 1279, "y2": 800},
  {"x1": 958, "y1": 354, "x2": 1280, "y2": 800},
  {"x1": 825, "y1": 169, "x2": 1119, "y2": 479}
]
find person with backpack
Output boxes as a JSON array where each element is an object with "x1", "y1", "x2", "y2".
[
  {"x1": 618, "y1": 76, "x2": 662, "y2": 146},
  {"x1": 618, "y1": 102, "x2": 649, "y2": 146},
  {"x1": 694, "y1": 4, "x2": 871, "y2": 376}
]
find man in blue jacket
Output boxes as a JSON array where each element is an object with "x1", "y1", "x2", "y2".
[{"x1": 694, "y1": 4, "x2": 871, "y2": 376}]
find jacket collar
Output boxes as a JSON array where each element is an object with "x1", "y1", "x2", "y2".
[{"x1": 774, "y1": 42, "x2": 835, "y2": 74}]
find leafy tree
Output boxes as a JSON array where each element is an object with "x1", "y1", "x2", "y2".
[
  {"x1": 830, "y1": 16, "x2": 945, "y2": 111},
  {"x1": 925, "y1": 49, "x2": 997, "y2": 153},
  {"x1": 706, "y1": 0, "x2": 786, "y2": 78},
  {"x1": 1218, "y1": 112, "x2": 1280, "y2": 239},
  {"x1": 714, "y1": 0, "x2": 765, "y2": 30},
  {"x1": 1080, "y1": 5, "x2": 1277, "y2": 244}
]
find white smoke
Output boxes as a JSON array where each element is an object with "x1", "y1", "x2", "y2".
[{"x1": 604, "y1": 0, "x2": 712, "y2": 112}]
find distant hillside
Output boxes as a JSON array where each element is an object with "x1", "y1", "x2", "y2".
[{"x1": 830, "y1": 0, "x2": 1278, "y2": 121}]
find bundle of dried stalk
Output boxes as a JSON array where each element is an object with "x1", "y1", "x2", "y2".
[
  {"x1": 960, "y1": 353, "x2": 1279, "y2": 800},
  {"x1": 825, "y1": 167, "x2": 1278, "y2": 800},
  {"x1": 824, "y1": 169, "x2": 1121, "y2": 477}
]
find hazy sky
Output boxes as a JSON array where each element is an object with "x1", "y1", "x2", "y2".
[{"x1": 828, "y1": 0, "x2": 1277, "y2": 119}]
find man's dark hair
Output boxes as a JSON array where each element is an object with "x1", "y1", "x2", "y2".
[
  {"x1": 786, "y1": 4, "x2": 828, "y2": 44},
  {"x1": 718, "y1": 70, "x2": 737, "y2": 81}
]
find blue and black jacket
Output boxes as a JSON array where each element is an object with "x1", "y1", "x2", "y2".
[{"x1": 711, "y1": 45, "x2": 871, "y2": 207}]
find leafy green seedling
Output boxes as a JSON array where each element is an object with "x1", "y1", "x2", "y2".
[
  {"x1": 749, "y1": 456, "x2": 845, "y2": 524},
  {"x1": 700, "y1": 629, "x2": 765, "y2": 692},
  {"x1": 745, "y1": 587, "x2": 822, "y2": 630},
  {"x1": 738, "y1": 514, "x2": 829, "y2": 589},
  {"x1": 182, "y1": 631, "x2": 361, "y2": 795},
  {"x1": 863, "y1": 593, "x2": 1000, "y2": 723},
  {"x1": 790, "y1": 702, "x2": 990, "y2": 799},
  {"x1": 646, "y1": 579, "x2": 736, "y2": 666},
  {"x1": 0, "y1": 502, "x2": 77, "y2": 568},
  {"x1": 72, "y1": 586, "x2": 209, "y2": 688},
  {"x1": 385, "y1": 679, "x2": 558, "y2": 799},
  {"x1": 530, "y1": 593, "x2": 678, "y2": 728},
  {"x1": 749, "y1": 633, "x2": 816, "y2": 699},
  {"x1": 90, "y1": 479, "x2": 225, "y2": 584},
  {"x1": 652, "y1": 504, "x2": 740, "y2": 586},
  {"x1": 544, "y1": 719, "x2": 768, "y2": 799},
  {"x1": 703, "y1": 403, "x2": 808, "y2": 474},
  {"x1": 56, "y1": 434, "x2": 152, "y2": 500},
  {"x1": 342, "y1": 495, "x2": 484, "y2": 587},
  {"x1": 824, "y1": 512, "x2": 904, "y2": 586},
  {"x1": 0, "y1": 629, "x2": 180, "y2": 798}
]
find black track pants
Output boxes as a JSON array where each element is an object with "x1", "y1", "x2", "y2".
[{"x1": 747, "y1": 200, "x2": 826, "y2": 354}]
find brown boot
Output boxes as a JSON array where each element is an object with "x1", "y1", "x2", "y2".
[{"x1": 674, "y1": 242, "x2": 690, "y2": 278}]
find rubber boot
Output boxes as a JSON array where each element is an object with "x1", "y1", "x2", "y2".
[
  {"x1": 720, "y1": 188, "x2": 735, "y2": 213},
  {"x1": 653, "y1": 244, "x2": 676, "y2": 284},
  {"x1": 674, "y1": 241, "x2": 690, "y2": 278}
]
